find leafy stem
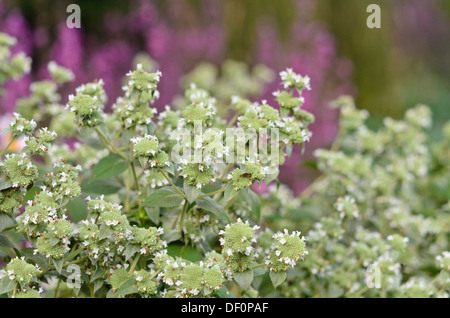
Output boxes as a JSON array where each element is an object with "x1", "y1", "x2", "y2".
[
  {"x1": 0, "y1": 136, "x2": 16, "y2": 157},
  {"x1": 95, "y1": 127, "x2": 127, "y2": 160},
  {"x1": 159, "y1": 169, "x2": 188, "y2": 201},
  {"x1": 198, "y1": 187, "x2": 226, "y2": 199},
  {"x1": 129, "y1": 254, "x2": 141, "y2": 273}
]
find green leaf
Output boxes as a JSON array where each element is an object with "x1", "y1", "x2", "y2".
[
  {"x1": 167, "y1": 244, "x2": 200, "y2": 262},
  {"x1": 233, "y1": 269, "x2": 254, "y2": 290},
  {"x1": 138, "y1": 156, "x2": 148, "y2": 168},
  {"x1": 116, "y1": 278, "x2": 138, "y2": 296},
  {"x1": 50, "y1": 236, "x2": 60, "y2": 247},
  {"x1": 286, "y1": 144, "x2": 293, "y2": 158},
  {"x1": 66, "y1": 197, "x2": 88, "y2": 222},
  {"x1": 106, "y1": 288, "x2": 118, "y2": 298},
  {"x1": 0, "y1": 234, "x2": 15, "y2": 248},
  {"x1": 265, "y1": 168, "x2": 279, "y2": 185},
  {"x1": 240, "y1": 189, "x2": 261, "y2": 222},
  {"x1": 53, "y1": 258, "x2": 64, "y2": 274},
  {"x1": 328, "y1": 283, "x2": 345, "y2": 297},
  {"x1": 124, "y1": 244, "x2": 140, "y2": 260},
  {"x1": 161, "y1": 163, "x2": 176, "y2": 176},
  {"x1": 90, "y1": 267, "x2": 105, "y2": 283},
  {"x1": 93, "y1": 279, "x2": 104, "y2": 294},
  {"x1": 99, "y1": 224, "x2": 113, "y2": 240},
  {"x1": 23, "y1": 186, "x2": 42, "y2": 202},
  {"x1": 88, "y1": 153, "x2": 129, "y2": 183},
  {"x1": 214, "y1": 286, "x2": 235, "y2": 298},
  {"x1": 252, "y1": 263, "x2": 265, "y2": 277},
  {"x1": 20, "y1": 248, "x2": 51, "y2": 270},
  {"x1": 0, "y1": 214, "x2": 14, "y2": 232},
  {"x1": 224, "y1": 183, "x2": 238, "y2": 202},
  {"x1": 144, "y1": 207, "x2": 160, "y2": 225},
  {"x1": 269, "y1": 270, "x2": 287, "y2": 288},
  {"x1": 196, "y1": 197, "x2": 230, "y2": 222},
  {"x1": 302, "y1": 160, "x2": 318, "y2": 170},
  {"x1": 0, "y1": 277, "x2": 16, "y2": 295},
  {"x1": 0, "y1": 177, "x2": 12, "y2": 191},
  {"x1": 81, "y1": 179, "x2": 121, "y2": 195},
  {"x1": 184, "y1": 183, "x2": 201, "y2": 203},
  {"x1": 163, "y1": 229, "x2": 181, "y2": 244},
  {"x1": 142, "y1": 186, "x2": 184, "y2": 208}
]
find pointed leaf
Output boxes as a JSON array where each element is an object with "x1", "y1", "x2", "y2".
[
  {"x1": 0, "y1": 277, "x2": 16, "y2": 294},
  {"x1": 269, "y1": 270, "x2": 287, "y2": 288},
  {"x1": 144, "y1": 207, "x2": 160, "y2": 225},
  {"x1": 214, "y1": 286, "x2": 235, "y2": 298},
  {"x1": 0, "y1": 213, "x2": 14, "y2": 232},
  {"x1": 89, "y1": 153, "x2": 129, "y2": 183},
  {"x1": 196, "y1": 197, "x2": 230, "y2": 222},
  {"x1": 233, "y1": 269, "x2": 254, "y2": 290},
  {"x1": 116, "y1": 278, "x2": 138, "y2": 296},
  {"x1": 142, "y1": 186, "x2": 184, "y2": 208},
  {"x1": 124, "y1": 244, "x2": 140, "y2": 260},
  {"x1": 53, "y1": 258, "x2": 64, "y2": 274},
  {"x1": 0, "y1": 234, "x2": 15, "y2": 248},
  {"x1": 224, "y1": 183, "x2": 238, "y2": 202},
  {"x1": 184, "y1": 183, "x2": 201, "y2": 203}
]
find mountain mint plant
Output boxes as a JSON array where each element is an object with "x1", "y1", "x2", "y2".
[
  {"x1": 0, "y1": 32, "x2": 448, "y2": 298},
  {"x1": 0, "y1": 32, "x2": 312, "y2": 298}
]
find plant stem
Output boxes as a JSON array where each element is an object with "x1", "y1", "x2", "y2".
[
  {"x1": 54, "y1": 278, "x2": 61, "y2": 298},
  {"x1": 129, "y1": 254, "x2": 141, "y2": 273},
  {"x1": 159, "y1": 169, "x2": 188, "y2": 201},
  {"x1": 89, "y1": 284, "x2": 95, "y2": 298},
  {"x1": 224, "y1": 196, "x2": 237, "y2": 210},
  {"x1": 227, "y1": 113, "x2": 238, "y2": 127},
  {"x1": 130, "y1": 126, "x2": 140, "y2": 192},
  {"x1": 64, "y1": 246, "x2": 84, "y2": 263},
  {"x1": 179, "y1": 200, "x2": 188, "y2": 235},
  {"x1": 251, "y1": 263, "x2": 266, "y2": 270},
  {"x1": 198, "y1": 187, "x2": 226, "y2": 199},
  {"x1": 39, "y1": 257, "x2": 88, "y2": 276},
  {"x1": 220, "y1": 163, "x2": 234, "y2": 181},
  {"x1": 0, "y1": 136, "x2": 16, "y2": 157},
  {"x1": 95, "y1": 128, "x2": 127, "y2": 160},
  {"x1": 300, "y1": 174, "x2": 326, "y2": 199},
  {"x1": 117, "y1": 145, "x2": 130, "y2": 151},
  {"x1": 346, "y1": 285, "x2": 369, "y2": 297},
  {"x1": 1, "y1": 224, "x2": 18, "y2": 233},
  {"x1": 149, "y1": 270, "x2": 161, "y2": 280},
  {"x1": 125, "y1": 169, "x2": 131, "y2": 212}
]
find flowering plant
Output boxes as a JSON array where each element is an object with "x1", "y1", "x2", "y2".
[
  {"x1": 0, "y1": 32, "x2": 312, "y2": 298},
  {"x1": 0, "y1": 31, "x2": 448, "y2": 299}
]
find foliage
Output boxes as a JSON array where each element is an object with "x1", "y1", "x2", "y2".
[{"x1": 0, "y1": 32, "x2": 312, "y2": 298}]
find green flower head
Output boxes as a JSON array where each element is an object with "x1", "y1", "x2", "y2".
[
  {"x1": 1, "y1": 153, "x2": 38, "y2": 187},
  {"x1": 3, "y1": 257, "x2": 39, "y2": 287},
  {"x1": 267, "y1": 230, "x2": 307, "y2": 272},
  {"x1": 0, "y1": 187, "x2": 23, "y2": 215},
  {"x1": 8, "y1": 112, "x2": 36, "y2": 137}
]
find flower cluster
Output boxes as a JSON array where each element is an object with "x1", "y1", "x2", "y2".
[
  {"x1": 219, "y1": 219, "x2": 258, "y2": 273},
  {"x1": 4, "y1": 113, "x2": 36, "y2": 138},
  {"x1": 0, "y1": 153, "x2": 38, "y2": 188},
  {"x1": 260, "y1": 99, "x2": 449, "y2": 298},
  {"x1": 0, "y1": 32, "x2": 31, "y2": 84},
  {"x1": 0, "y1": 257, "x2": 39, "y2": 287},
  {"x1": 266, "y1": 230, "x2": 307, "y2": 272},
  {"x1": 113, "y1": 64, "x2": 160, "y2": 128},
  {"x1": 131, "y1": 135, "x2": 168, "y2": 168},
  {"x1": 3, "y1": 30, "x2": 447, "y2": 299},
  {"x1": 67, "y1": 81, "x2": 106, "y2": 127}
]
